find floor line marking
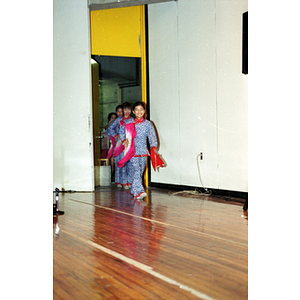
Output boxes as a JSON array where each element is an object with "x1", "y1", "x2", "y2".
[
  {"x1": 69, "y1": 198, "x2": 247, "y2": 247},
  {"x1": 61, "y1": 229, "x2": 217, "y2": 300}
]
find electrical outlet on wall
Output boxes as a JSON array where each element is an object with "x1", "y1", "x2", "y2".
[{"x1": 200, "y1": 152, "x2": 203, "y2": 160}]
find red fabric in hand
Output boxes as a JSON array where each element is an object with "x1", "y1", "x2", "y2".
[
  {"x1": 150, "y1": 147, "x2": 164, "y2": 172},
  {"x1": 117, "y1": 123, "x2": 137, "y2": 168}
]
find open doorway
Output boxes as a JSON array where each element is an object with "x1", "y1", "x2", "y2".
[
  {"x1": 92, "y1": 55, "x2": 141, "y2": 131},
  {"x1": 90, "y1": 5, "x2": 147, "y2": 188},
  {"x1": 91, "y1": 55, "x2": 142, "y2": 186}
]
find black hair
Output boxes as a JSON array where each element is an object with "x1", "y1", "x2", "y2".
[
  {"x1": 116, "y1": 105, "x2": 123, "y2": 112},
  {"x1": 133, "y1": 101, "x2": 145, "y2": 111},
  {"x1": 122, "y1": 102, "x2": 132, "y2": 110},
  {"x1": 108, "y1": 112, "x2": 117, "y2": 121}
]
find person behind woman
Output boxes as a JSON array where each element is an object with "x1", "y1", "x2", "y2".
[
  {"x1": 116, "y1": 104, "x2": 123, "y2": 117},
  {"x1": 103, "y1": 112, "x2": 117, "y2": 179},
  {"x1": 118, "y1": 102, "x2": 134, "y2": 189},
  {"x1": 106, "y1": 105, "x2": 123, "y2": 187},
  {"x1": 106, "y1": 102, "x2": 134, "y2": 188},
  {"x1": 119, "y1": 101, "x2": 163, "y2": 200},
  {"x1": 104, "y1": 112, "x2": 117, "y2": 130}
]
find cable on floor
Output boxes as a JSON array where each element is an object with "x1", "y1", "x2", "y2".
[
  {"x1": 168, "y1": 188, "x2": 211, "y2": 197},
  {"x1": 168, "y1": 153, "x2": 212, "y2": 197}
]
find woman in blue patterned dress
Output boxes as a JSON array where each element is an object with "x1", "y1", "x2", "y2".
[
  {"x1": 118, "y1": 102, "x2": 134, "y2": 188},
  {"x1": 106, "y1": 103, "x2": 134, "y2": 188},
  {"x1": 119, "y1": 102, "x2": 159, "y2": 200}
]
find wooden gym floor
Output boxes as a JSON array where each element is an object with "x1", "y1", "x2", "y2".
[{"x1": 53, "y1": 186, "x2": 248, "y2": 300}]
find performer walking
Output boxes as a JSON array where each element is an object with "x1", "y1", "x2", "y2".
[
  {"x1": 118, "y1": 101, "x2": 164, "y2": 200},
  {"x1": 106, "y1": 102, "x2": 134, "y2": 188}
]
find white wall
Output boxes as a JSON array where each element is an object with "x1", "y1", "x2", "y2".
[
  {"x1": 53, "y1": 0, "x2": 94, "y2": 191},
  {"x1": 148, "y1": 0, "x2": 248, "y2": 192}
]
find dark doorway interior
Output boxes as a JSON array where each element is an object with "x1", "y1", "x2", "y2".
[{"x1": 92, "y1": 55, "x2": 142, "y2": 130}]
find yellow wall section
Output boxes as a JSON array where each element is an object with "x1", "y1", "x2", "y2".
[{"x1": 90, "y1": 6, "x2": 142, "y2": 57}]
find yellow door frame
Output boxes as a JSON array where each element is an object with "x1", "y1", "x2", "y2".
[{"x1": 139, "y1": 6, "x2": 149, "y2": 187}]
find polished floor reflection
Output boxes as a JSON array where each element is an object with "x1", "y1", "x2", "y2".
[{"x1": 53, "y1": 186, "x2": 248, "y2": 300}]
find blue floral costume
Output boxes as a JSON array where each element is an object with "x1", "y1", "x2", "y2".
[
  {"x1": 119, "y1": 118, "x2": 158, "y2": 198},
  {"x1": 119, "y1": 116, "x2": 135, "y2": 186},
  {"x1": 106, "y1": 116, "x2": 133, "y2": 186}
]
